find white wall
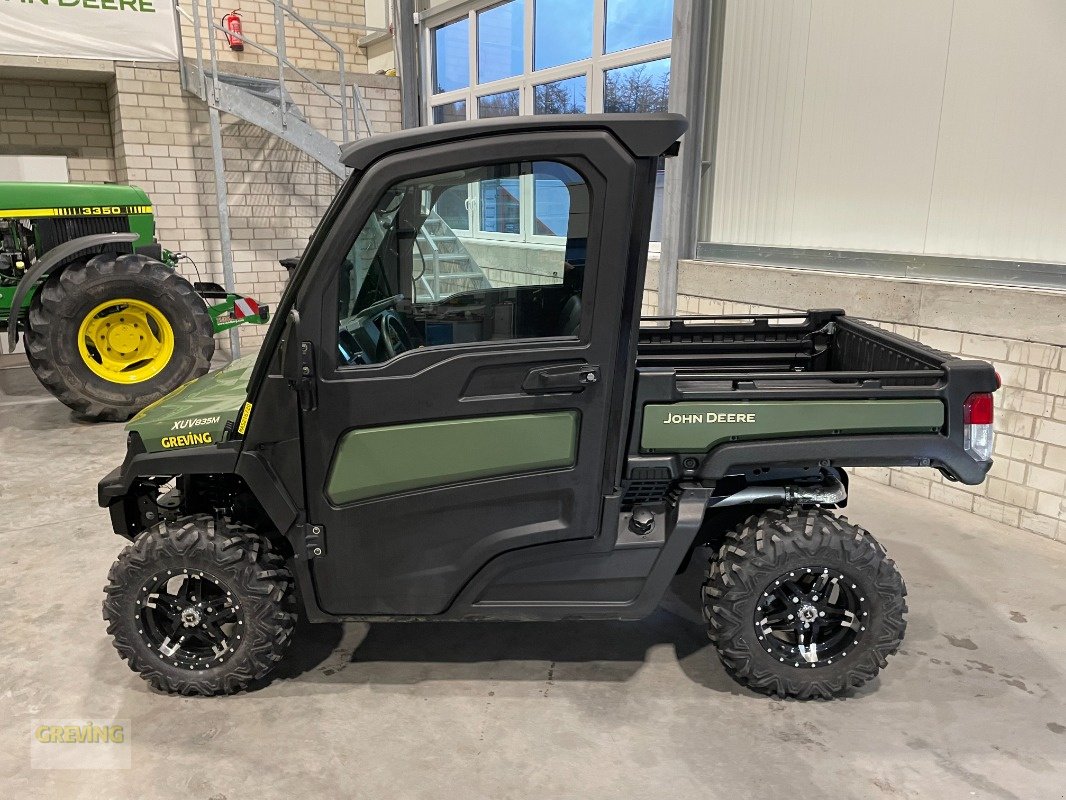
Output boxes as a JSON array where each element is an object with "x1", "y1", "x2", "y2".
[
  {"x1": 0, "y1": 155, "x2": 69, "y2": 182},
  {"x1": 705, "y1": 0, "x2": 1066, "y2": 264}
]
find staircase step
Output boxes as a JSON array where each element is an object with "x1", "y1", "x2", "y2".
[
  {"x1": 189, "y1": 65, "x2": 347, "y2": 179},
  {"x1": 216, "y1": 73, "x2": 307, "y2": 122},
  {"x1": 434, "y1": 273, "x2": 491, "y2": 281}
]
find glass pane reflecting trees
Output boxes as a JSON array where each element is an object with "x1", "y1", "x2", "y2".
[
  {"x1": 432, "y1": 100, "x2": 467, "y2": 124},
  {"x1": 603, "y1": 57, "x2": 671, "y2": 113},
  {"x1": 478, "y1": 90, "x2": 521, "y2": 118},
  {"x1": 534, "y1": 75, "x2": 586, "y2": 114}
]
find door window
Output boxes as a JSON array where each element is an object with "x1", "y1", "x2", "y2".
[{"x1": 336, "y1": 160, "x2": 590, "y2": 366}]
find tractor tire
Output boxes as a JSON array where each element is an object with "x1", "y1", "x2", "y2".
[
  {"x1": 103, "y1": 516, "x2": 297, "y2": 696},
  {"x1": 25, "y1": 252, "x2": 214, "y2": 421},
  {"x1": 703, "y1": 507, "x2": 907, "y2": 700}
]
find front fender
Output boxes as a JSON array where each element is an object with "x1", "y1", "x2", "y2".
[
  {"x1": 6, "y1": 232, "x2": 138, "y2": 350},
  {"x1": 98, "y1": 441, "x2": 299, "y2": 540}
]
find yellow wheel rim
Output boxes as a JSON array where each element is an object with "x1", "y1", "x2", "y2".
[{"x1": 77, "y1": 298, "x2": 175, "y2": 384}]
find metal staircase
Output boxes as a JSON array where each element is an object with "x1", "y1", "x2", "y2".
[
  {"x1": 169, "y1": 0, "x2": 376, "y2": 354},
  {"x1": 415, "y1": 211, "x2": 491, "y2": 302},
  {"x1": 173, "y1": 0, "x2": 371, "y2": 178},
  {"x1": 207, "y1": 73, "x2": 348, "y2": 177}
]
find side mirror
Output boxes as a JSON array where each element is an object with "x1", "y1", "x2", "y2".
[
  {"x1": 279, "y1": 257, "x2": 299, "y2": 274},
  {"x1": 280, "y1": 309, "x2": 303, "y2": 384}
]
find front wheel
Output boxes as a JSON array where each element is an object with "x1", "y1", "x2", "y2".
[
  {"x1": 703, "y1": 507, "x2": 907, "y2": 699},
  {"x1": 25, "y1": 252, "x2": 215, "y2": 421},
  {"x1": 102, "y1": 516, "x2": 296, "y2": 696}
]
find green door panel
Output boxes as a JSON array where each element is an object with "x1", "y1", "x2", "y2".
[
  {"x1": 640, "y1": 400, "x2": 944, "y2": 453},
  {"x1": 326, "y1": 411, "x2": 580, "y2": 505}
]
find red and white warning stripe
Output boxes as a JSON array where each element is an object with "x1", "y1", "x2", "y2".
[{"x1": 233, "y1": 297, "x2": 260, "y2": 319}]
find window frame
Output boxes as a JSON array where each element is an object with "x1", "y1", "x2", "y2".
[
  {"x1": 421, "y1": 0, "x2": 672, "y2": 249},
  {"x1": 328, "y1": 153, "x2": 599, "y2": 372},
  {"x1": 422, "y1": 0, "x2": 671, "y2": 121}
]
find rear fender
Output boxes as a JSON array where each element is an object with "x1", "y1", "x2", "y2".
[{"x1": 6, "y1": 232, "x2": 138, "y2": 350}]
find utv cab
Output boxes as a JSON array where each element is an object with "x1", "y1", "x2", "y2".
[{"x1": 98, "y1": 114, "x2": 999, "y2": 698}]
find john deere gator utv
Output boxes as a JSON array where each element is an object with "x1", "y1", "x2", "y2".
[
  {"x1": 1, "y1": 182, "x2": 268, "y2": 421},
  {"x1": 97, "y1": 115, "x2": 999, "y2": 698}
]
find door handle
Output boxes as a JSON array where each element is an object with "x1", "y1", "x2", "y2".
[{"x1": 522, "y1": 364, "x2": 600, "y2": 394}]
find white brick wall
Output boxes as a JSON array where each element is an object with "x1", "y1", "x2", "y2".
[
  {"x1": 178, "y1": 0, "x2": 369, "y2": 74},
  {"x1": 644, "y1": 261, "x2": 1066, "y2": 542},
  {"x1": 107, "y1": 63, "x2": 402, "y2": 352},
  {"x1": 0, "y1": 80, "x2": 116, "y2": 182},
  {"x1": 0, "y1": 58, "x2": 400, "y2": 358}
]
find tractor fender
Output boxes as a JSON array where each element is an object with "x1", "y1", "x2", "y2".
[{"x1": 6, "y1": 231, "x2": 139, "y2": 350}]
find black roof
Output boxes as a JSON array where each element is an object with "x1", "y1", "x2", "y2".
[{"x1": 340, "y1": 113, "x2": 688, "y2": 170}]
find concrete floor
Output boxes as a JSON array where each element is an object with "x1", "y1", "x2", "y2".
[{"x1": 2, "y1": 375, "x2": 1065, "y2": 800}]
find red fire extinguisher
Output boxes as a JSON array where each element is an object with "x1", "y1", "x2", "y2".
[{"x1": 223, "y1": 10, "x2": 244, "y2": 52}]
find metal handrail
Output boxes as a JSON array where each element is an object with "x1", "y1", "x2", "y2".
[
  {"x1": 172, "y1": 0, "x2": 207, "y2": 99},
  {"x1": 352, "y1": 86, "x2": 372, "y2": 138},
  {"x1": 278, "y1": 2, "x2": 349, "y2": 141}
]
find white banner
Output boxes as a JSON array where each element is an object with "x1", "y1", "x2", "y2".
[{"x1": 0, "y1": 0, "x2": 179, "y2": 62}]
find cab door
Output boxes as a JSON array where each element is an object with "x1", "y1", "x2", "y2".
[{"x1": 293, "y1": 131, "x2": 652, "y2": 615}]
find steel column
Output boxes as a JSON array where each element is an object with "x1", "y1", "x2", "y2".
[
  {"x1": 395, "y1": 0, "x2": 421, "y2": 128},
  {"x1": 207, "y1": 105, "x2": 240, "y2": 359},
  {"x1": 656, "y1": 0, "x2": 720, "y2": 316}
]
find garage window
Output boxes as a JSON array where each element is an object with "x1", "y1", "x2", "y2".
[{"x1": 423, "y1": 0, "x2": 673, "y2": 242}]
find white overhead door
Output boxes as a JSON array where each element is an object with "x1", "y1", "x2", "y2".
[{"x1": 705, "y1": 0, "x2": 1066, "y2": 267}]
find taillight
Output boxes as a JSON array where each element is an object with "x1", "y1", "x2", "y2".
[{"x1": 963, "y1": 392, "x2": 995, "y2": 461}]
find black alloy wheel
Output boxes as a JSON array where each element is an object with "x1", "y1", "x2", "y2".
[
  {"x1": 703, "y1": 507, "x2": 907, "y2": 699},
  {"x1": 104, "y1": 516, "x2": 296, "y2": 695},
  {"x1": 137, "y1": 568, "x2": 245, "y2": 670},
  {"x1": 754, "y1": 566, "x2": 865, "y2": 669}
]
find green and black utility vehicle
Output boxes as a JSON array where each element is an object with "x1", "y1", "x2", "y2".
[
  {"x1": 98, "y1": 115, "x2": 999, "y2": 698},
  {"x1": 1, "y1": 181, "x2": 267, "y2": 420}
]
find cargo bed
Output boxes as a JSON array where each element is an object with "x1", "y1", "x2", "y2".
[
  {"x1": 625, "y1": 309, "x2": 999, "y2": 494},
  {"x1": 637, "y1": 308, "x2": 943, "y2": 379}
]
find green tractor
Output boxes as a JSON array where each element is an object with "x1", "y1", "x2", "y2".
[{"x1": 0, "y1": 181, "x2": 268, "y2": 421}]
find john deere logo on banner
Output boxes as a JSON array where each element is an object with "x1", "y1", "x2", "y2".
[{"x1": 0, "y1": 0, "x2": 179, "y2": 62}]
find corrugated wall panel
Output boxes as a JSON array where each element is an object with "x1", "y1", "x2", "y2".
[
  {"x1": 924, "y1": 1, "x2": 1066, "y2": 262},
  {"x1": 790, "y1": 1, "x2": 952, "y2": 251},
  {"x1": 708, "y1": 1, "x2": 811, "y2": 245},
  {"x1": 705, "y1": 0, "x2": 1066, "y2": 265}
]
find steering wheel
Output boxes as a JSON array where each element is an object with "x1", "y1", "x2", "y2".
[
  {"x1": 378, "y1": 310, "x2": 413, "y2": 358},
  {"x1": 350, "y1": 294, "x2": 405, "y2": 329}
]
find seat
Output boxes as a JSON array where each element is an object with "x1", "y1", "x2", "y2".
[{"x1": 559, "y1": 293, "x2": 582, "y2": 337}]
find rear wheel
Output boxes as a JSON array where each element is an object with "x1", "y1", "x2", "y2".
[
  {"x1": 703, "y1": 507, "x2": 907, "y2": 699},
  {"x1": 25, "y1": 253, "x2": 214, "y2": 421},
  {"x1": 102, "y1": 516, "x2": 296, "y2": 696}
]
